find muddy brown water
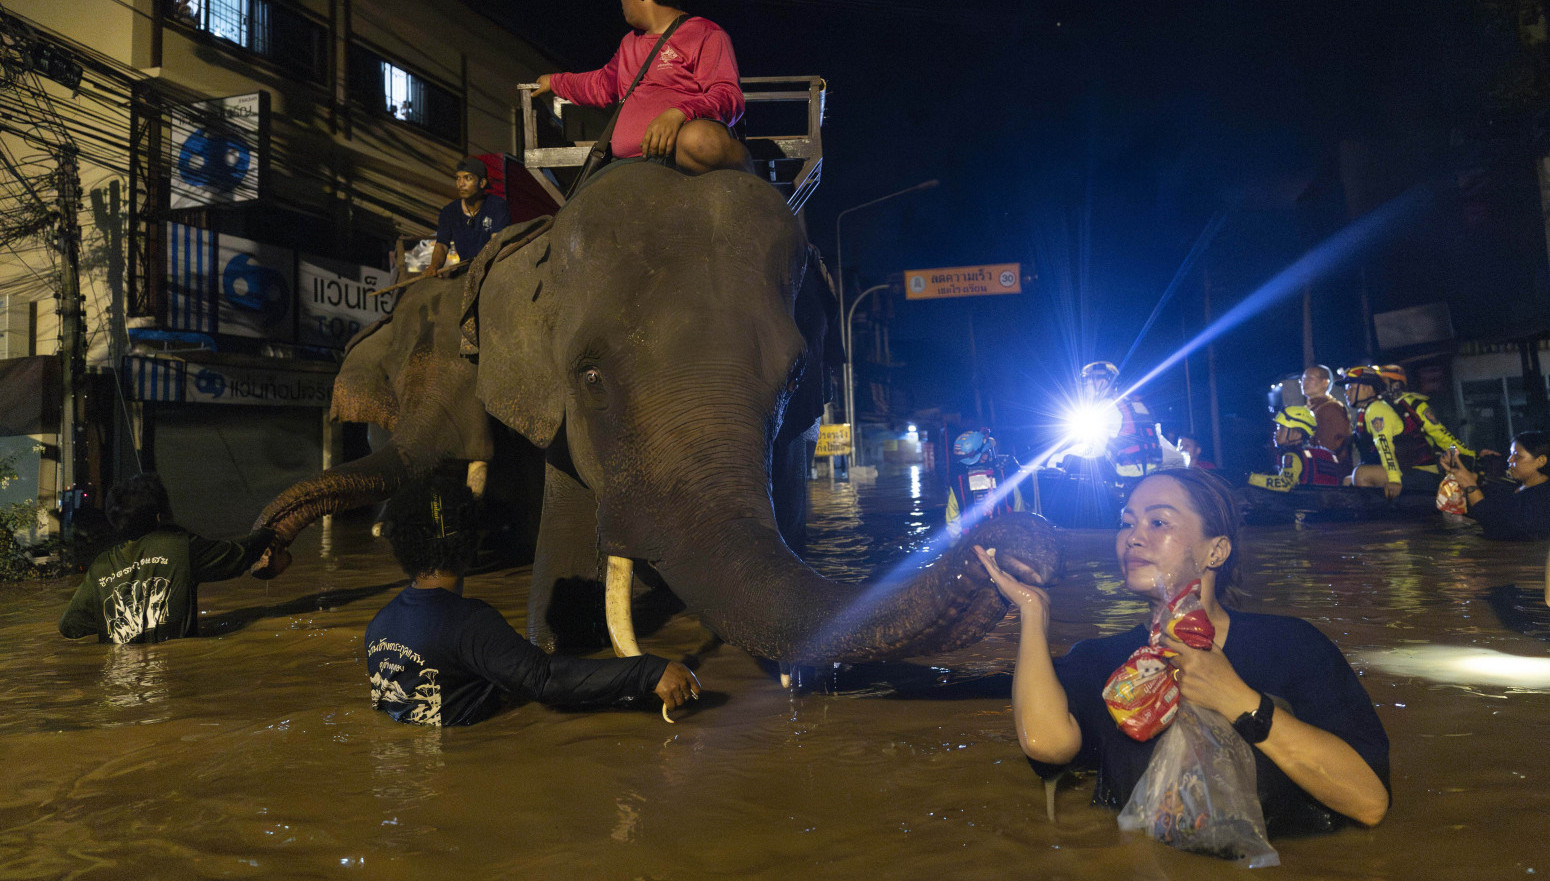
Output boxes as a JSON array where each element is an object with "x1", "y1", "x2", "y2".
[{"x1": 4, "y1": 466, "x2": 1549, "y2": 879}]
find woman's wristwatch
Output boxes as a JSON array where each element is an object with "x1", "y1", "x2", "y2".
[
  {"x1": 1464, "y1": 484, "x2": 1483, "y2": 500},
  {"x1": 1233, "y1": 692, "x2": 1275, "y2": 744}
]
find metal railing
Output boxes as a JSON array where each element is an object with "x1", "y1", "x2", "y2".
[{"x1": 511, "y1": 75, "x2": 826, "y2": 213}]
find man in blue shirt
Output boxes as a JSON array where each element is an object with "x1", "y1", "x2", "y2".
[
  {"x1": 366, "y1": 473, "x2": 701, "y2": 726},
  {"x1": 424, "y1": 156, "x2": 510, "y2": 276}
]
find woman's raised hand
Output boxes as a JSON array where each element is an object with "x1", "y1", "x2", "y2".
[{"x1": 974, "y1": 545, "x2": 1050, "y2": 621}]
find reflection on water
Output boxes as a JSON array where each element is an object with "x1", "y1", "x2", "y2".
[{"x1": 2, "y1": 467, "x2": 1549, "y2": 878}]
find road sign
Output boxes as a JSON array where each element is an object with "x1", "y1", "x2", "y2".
[
  {"x1": 815, "y1": 423, "x2": 852, "y2": 457},
  {"x1": 904, "y1": 263, "x2": 1022, "y2": 300}
]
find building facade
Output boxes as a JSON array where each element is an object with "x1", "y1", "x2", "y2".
[{"x1": 0, "y1": 0, "x2": 556, "y2": 537}]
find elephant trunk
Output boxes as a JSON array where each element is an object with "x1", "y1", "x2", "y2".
[
  {"x1": 650, "y1": 493, "x2": 1058, "y2": 665},
  {"x1": 253, "y1": 443, "x2": 413, "y2": 547}
]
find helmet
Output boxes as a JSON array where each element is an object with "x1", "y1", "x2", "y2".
[
  {"x1": 1080, "y1": 361, "x2": 1119, "y2": 382},
  {"x1": 952, "y1": 429, "x2": 994, "y2": 465},
  {"x1": 1337, "y1": 365, "x2": 1384, "y2": 390},
  {"x1": 1273, "y1": 406, "x2": 1316, "y2": 436},
  {"x1": 1377, "y1": 364, "x2": 1407, "y2": 391}
]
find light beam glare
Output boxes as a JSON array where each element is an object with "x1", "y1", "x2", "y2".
[
  {"x1": 1121, "y1": 186, "x2": 1432, "y2": 399},
  {"x1": 795, "y1": 188, "x2": 1432, "y2": 664}
]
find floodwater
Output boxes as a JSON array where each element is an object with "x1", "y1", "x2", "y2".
[{"x1": 4, "y1": 466, "x2": 1549, "y2": 880}]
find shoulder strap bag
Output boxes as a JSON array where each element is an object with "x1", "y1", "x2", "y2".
[{"x1": 565, "y1": 14, "x2": 689, "y2": 200}]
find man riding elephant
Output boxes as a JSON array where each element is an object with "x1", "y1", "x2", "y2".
[{"x1": 255, "y1": 161, "x2": 1061, "y2": 666}]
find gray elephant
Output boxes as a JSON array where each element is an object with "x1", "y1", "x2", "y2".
[
  {"x1": 255, "y1": 161, "x2": 1059, "y2": 663},
  {"x1": 456, "y1": 160, "x2": 1059, "y2": 663}
]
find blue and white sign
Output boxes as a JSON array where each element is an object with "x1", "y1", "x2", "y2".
[
  {"x1": 296, "y1": 254, "x2": 398, "y2": 348},
  {"x1": 217, "y1": 235, "x2": 294, "y2": 341},
  {"x1": 170, "y1": 92, "x2": 267, "y2": 209},
  {"x1": 184, "y1": 363, "x2": 333, "y2": 407},
  {"x1": 165, "y1": 222, "x2": 216, "y2": 333}
]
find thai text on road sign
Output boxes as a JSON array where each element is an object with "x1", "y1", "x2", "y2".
[
  {"x1": 815, "y1": 423, "x2": 852, "y2": 457},
  {"x1": 904, "y1": 263, "x2": 1022, "y2": 300}
]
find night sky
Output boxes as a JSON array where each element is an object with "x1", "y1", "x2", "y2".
[{"x1": 491, "y1": 0, "x2": 1546, "y2": 469}]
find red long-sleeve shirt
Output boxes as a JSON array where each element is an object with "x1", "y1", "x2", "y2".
[{"x1": 549, "y1": 17, "x2": 745, "y2": 159}]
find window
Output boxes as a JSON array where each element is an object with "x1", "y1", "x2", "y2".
[
  {"x1": 349, "y1": 47, "x2": 461, "y2": 143},
  {"x1": 167, "y1": 0, "x2": 327, "y2": 84}
]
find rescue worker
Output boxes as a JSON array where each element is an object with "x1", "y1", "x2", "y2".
[
  {"x1": 1342, "y1": 365, "x2": 1474, "y2": 500},
  {"x1": 1077, "y1": 361, "x2": 1172, "y2": 481},
  {"x1": 1247, "y1": 406, "x2": 1345, "y2": 492},
  {"x1": 1299, "y1": 364, "x2": 1354, "y2": 470},
  {"x1": 945, "y1": 429, "x2": 1026, "y2": 539}
]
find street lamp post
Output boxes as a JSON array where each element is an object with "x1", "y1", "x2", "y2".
[
  {"x1": 845, "y1": 283, "x2": 891, "y2": 465},
  {"x1": 833, "y1": 178, "x2": 938, "y2": 467}
]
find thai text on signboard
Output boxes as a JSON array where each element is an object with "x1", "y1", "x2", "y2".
[
  {"x1": 904, "y1": 263, "x2": 1022, "y2": 300},
  {"x1": 297, "y1": 255, "x2": 398, "y2": 348},
  {"x1": 814, "y1": 423, "x2": 852, "y2": 457}
]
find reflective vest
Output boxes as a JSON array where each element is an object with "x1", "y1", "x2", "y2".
[
  {"x1": 1297, "y1": 446, "x2": 1346, "y2": 486},
  {"x1": 952, "y1": 461, "x2": 1018, "y2": 520},
  {"x1": 1248, "y1": 445, "x2": 1345, "y2": 492},
  {"x1": 1112, "y1": 397, "x2": 1164, "y2": 477},
  {"x1": 1357, "y1": 400, "x2": 1432, "y2": 469}
]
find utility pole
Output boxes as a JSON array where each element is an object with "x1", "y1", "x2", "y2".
[{"x1": 56, "y1": 146, "x2": 88, "y2": 536}]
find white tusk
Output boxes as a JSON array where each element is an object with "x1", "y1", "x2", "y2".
[
  {"x1": 465, "y1": 460, "x2": 489, "y2": 498},
  {"x1": 605, "y1": 555, "x2": 641, "y2": 658}
]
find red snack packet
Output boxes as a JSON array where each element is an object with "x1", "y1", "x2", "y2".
[
  {"x1": 1435, "y1": 475, "x2": 1467, "y2": 515},
  {"x1": 1105, "y1": 580, "x2": 1215, "y2": 741},
  {"x1": 1103, "y1": 645, "x2": 1180, "y2": 741}
]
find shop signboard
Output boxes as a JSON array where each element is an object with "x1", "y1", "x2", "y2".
[
  {"x1": 217, "y1": 235, "x2": 295, "y2": 341},
  {"x1": 182, "y1": 362, "x2": 333, "y2": 407},
  {"x1": 296, "y1": 254, "x2": 398, "y2": 348},
  {"x1": 169, "y1": 92, "x2": 268, "y2": 209}
]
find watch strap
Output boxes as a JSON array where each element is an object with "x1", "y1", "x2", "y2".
[{"x1": 1233, "y1": 692, "x2": 1275, "y2": 744}]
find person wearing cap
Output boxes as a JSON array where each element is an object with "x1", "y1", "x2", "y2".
[
  {"x1": 424, "y1": 156, "x2": 511, "y2": 277},
  {"x1": 1299, "y1": 364, "x2": 1353, "y2": 470},
  {"x1": 365, "y1": 473, "x2": 701, "y2": 726},
  {"x1": 531, "y1": 1, "x2": 751, "y2": 175},
  {"x1": 1247, "y1": 406, "x2": 1345, "y2": 493},
  {"x1": 1342, "y1": 365, "x2": 1471, "y2": 500},
  {"x1": 1076, "y1": 361, "x2": 1172, "y2": 481},
  {"x1": 945, "y1": 428, "x2": 1026, "y2": 539}
]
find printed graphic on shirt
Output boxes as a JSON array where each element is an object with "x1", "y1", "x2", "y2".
[
  {"x1": 369, "y1": 636, "x2": 443, "y2": 725},
  {"x1": 101, "y1": 576, "x2": 174, "y2": 644},
  {"x1": 656, "y1": 46, "x2": 681, "y2": 70}
]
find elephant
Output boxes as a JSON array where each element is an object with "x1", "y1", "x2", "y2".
[
  {"x1": 454, "y1": 160, "x2": 1060, "y2": 663},
  {"x1": 253, "y1": 160, "x2": 1060, "y2": 664}
]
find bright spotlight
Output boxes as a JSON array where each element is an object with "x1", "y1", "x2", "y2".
[{"x1": 1060, "y1": 401, "x2": 1120, "y2": 458}]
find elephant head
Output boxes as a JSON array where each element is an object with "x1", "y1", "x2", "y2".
[
  {"x1": 462, "y1": 161, "x2": 1059, "y2": 663},
  {"x1": 249, "y1": 271, "x2": 496, "y2": 576}
]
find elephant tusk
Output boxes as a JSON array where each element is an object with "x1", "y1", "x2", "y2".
[
  {"x1": 606, "y1": 555, "x2": 642, "y2": 658},
  {"x1": 465, "y1": 460, "x2": 489, "y2": 498},
  {"x1": 605, "y1": 555, "x2": 675, "y2": 723}
]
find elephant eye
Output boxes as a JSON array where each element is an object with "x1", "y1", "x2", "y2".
[{"x1": 582, "y1": 368, "x2": 602, "y2": 386}]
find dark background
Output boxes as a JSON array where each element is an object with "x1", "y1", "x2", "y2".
[{"x1": 487, "y1": 0, "x2": 1550, "y2": 471}]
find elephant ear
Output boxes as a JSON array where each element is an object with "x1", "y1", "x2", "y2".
[
  {"x1": 330, "y1": 314, "x2": 399, "y2": 429},
  {"x1": 460, "y1": 216, "x2": 564, "y2": 447}
]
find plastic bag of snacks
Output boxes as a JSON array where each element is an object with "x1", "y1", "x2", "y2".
[
  {"x1": 1102, "y1": 581, "x2": 1214, "y2": 741},
  {"x1": 1118, "y1": 701, "x2": 1280, "y2": 867},
  {"x1": 1435, "y1": 474, "x2": 1467, "y2": 515},
  {"x1": 1109, "y1": 578, "x2": 1279, "y2": 866}
]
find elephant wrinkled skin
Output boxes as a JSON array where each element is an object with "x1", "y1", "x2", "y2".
[
  {"x1": 254, "y1": 161, "x2": 1060, "y2": 662},
  {"x1": 458, "y1": 161, "x2": 1060, "y2": 662}
]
